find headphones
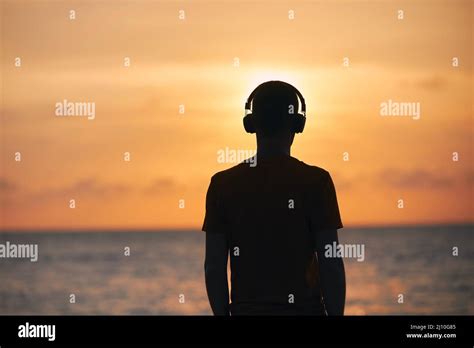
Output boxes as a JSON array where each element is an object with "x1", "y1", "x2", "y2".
[{"x1": 243, "y1": 81, "x2": 307, "y2": 134}]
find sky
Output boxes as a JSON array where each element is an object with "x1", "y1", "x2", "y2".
[{"x1": 0, "y1": 0, "x2": 472, "y2": 230}]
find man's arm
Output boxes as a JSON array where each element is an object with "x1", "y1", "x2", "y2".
[
  {"x1": 315, "y1": 228, "x2": 346, "y2": 315},
  {"x1": 204, "y1": 232, "x2": 230, "y2": 315}
]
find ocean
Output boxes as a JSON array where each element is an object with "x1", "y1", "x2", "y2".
[{"x1": 0, "y1": 225, "x2": 472, "y2": 315}]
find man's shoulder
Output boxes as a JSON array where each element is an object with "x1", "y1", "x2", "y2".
[
  {"x1": 290, "y1": 157, "x2": 331, "y2": 183},
  {"x1": 209, "y1": 156, "x2": 331, "y2": 186},
  {"x1": 209, "y1": 161, "x2": 251, "y2": 184}
]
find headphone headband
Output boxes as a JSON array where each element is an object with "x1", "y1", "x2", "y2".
[{"x1": 245, "y1": 81, "x2": 306, "y2": 116}]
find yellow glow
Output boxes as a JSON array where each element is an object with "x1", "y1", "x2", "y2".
[{"x1": 0, "y1": 0, "x2": 472, "y2": 230}]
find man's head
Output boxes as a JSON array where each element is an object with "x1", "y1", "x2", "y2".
[{"x1": 244, "y1": 81, "x2": 305, "y2": 138}]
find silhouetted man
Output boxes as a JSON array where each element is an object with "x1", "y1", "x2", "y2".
[{"x1": 203, "y1": 81, "x2": 345, "y2": 315}]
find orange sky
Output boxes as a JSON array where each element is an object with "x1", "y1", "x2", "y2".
[{"x1": 1, "y1": 0, "x2": 472, "y2": 230}]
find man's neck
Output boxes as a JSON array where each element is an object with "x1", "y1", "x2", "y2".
[
  {"x1": 256, "y1": 146, "x2": 291, "y2": 159},
  {"x1": 256, "y1": 133, "x2": 293, "y2": 159}
]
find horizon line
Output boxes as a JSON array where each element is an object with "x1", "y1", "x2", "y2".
[{"x1": 0, "y1": 221, "x2": 472, "y2": 233}]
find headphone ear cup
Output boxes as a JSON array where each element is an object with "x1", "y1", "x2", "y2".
[
  {"x1": 293, "y1": 114, "x2": 306, "y2": 133},
  {"x1": 243, "y1": 114, "x2": 257, "y2": 133}
]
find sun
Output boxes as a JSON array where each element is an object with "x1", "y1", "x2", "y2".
[{"x1": 245, "y1": 69, "x2": 304, "y2": 93}]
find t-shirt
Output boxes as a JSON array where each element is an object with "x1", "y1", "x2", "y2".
[{"x1": 202, "y1": 155, "x2": 343, "y2": 314}]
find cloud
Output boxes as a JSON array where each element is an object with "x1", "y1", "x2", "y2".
[
  {"x1": 31, "y1": 178, "x2": 131, "y2": 200},
  {"x1": 465, "y1": 171, "x2": 474, "y2": 184},
  {"x1": 331, "y1": 173, "x2": 355, "y2": 191},
  {"x1": 399, "y1": 74, "x2": 449, "y2": 92},
  {"x1": 415, "y1": 75, "x2": 448, "y2": 91},
  {"x1": 314, "y1": 169, "x2": 466, "y2": 192},
  {"x1": 379, "y1": 169, "x2": 454, "y2": 189},
  {"x1": 1, "y1": 176, "x2": 182, "y2": 203},
  {"x1": 144, "y1": 178, "x2": 179, "y2": 195},
  {"x1": 66, "y1": 179, "x2": 130, "y2": 196},
  {"x1": 0, "y1": 178, "x2": 18, "y2": 192}
]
